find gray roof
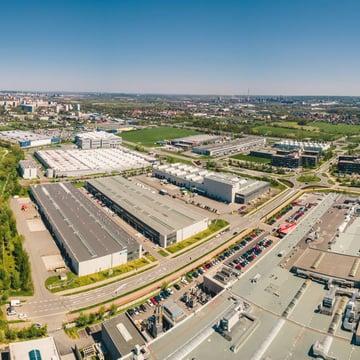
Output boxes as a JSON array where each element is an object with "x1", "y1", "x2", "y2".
[
  {"x1": 87, "y1": 176, "x2": 208, "y2": 236},
  {"x1": 193, "y1": 136, "x2": 263, "y2": 151},
  {"x1": 19, "y1": 159, "x2": 37, "y2": 168},
  {"x1": 102, "y1": 313, "x2": 145, "y2": 357},
  {"x1": 31, "y1": 183, "x2": 139, "y2": 262}
]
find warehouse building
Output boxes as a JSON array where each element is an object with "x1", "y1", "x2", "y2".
[
  {"x1": 192, "y1": 136, "x2": 266, "y2": 157},
  {"x1": 9, "y1": 336, "x2": 60, "y2": 360},
  {"x1": 0, "y1": 130, "x2": 60, "y2": 148},
  {"x1": 18, "y1": 159, "x2": 38, "y2": 179},
  {"x1": 35, "y1": 146, "x2": 156, "y2": 178},
  {"x1": 274, "y1": 140, "x2": 330, "y2": 153},
  {"x1": 31, "y1": 182, "x2": 141, "y2": 276},
  {"x1": 338, "y1": 155, "x2": 360, "y2": 174},
  {"x1": 102, "y1": 313, "x2": 147, "y2": 360},
  {"x1": 86, "y1": 176, "x2": 209, "y2": 247},
  {"x1": 153, "y1": 163, "x2": 269, "y2": 204},
  {"x1": 170, "y1": 134, "x2": 221, "y2": 149},
  {"x1": 75, "y1": 130, "x2": 122, "y2": 149}
]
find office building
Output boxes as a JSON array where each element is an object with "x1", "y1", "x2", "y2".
[
  {"x1": 153, "y1": 163, "x2": 269, "y2": 204},
  {"x1": 251, "y1": 149, "x2": 318, "y2": 169},
  {"x1": 271, "y1": 153, "x2": 301, "y2": 168},
  {"x1": 18, "y1": 159, "x2": 38, "y2": 179},
  {"x1": 338, "y1": 155, "x2": 360, "y2": 174},
  {"x1": 75, "y1": 131, "x2": 122, "y2": 149},
  {"x1": 20, "y1": 103, "x2": 36, "y2": 113},
  {"x1": 102, "y1": 313, "x2": 147, "y2": 360},
  {"x1": 192, "y1": 136, "x2": 265, "y2": 157},
  {"x1": 31, "y1": 182, "x2": 141, "y2": 276},
  {"x1": 9, "y1": 337, "x2": 60, "y2": 360},
  {"x1": 0, "y1": 130, "x2": 60, "y2": 148},
  {"x1": 35, "y1": 146, "x2": 156, "y2": 178},
  {"x1": 86, "y1": 176, "x2": 209, "y2": 247}
]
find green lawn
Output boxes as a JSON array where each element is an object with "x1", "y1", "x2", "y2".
[
  {"x1": 45, "y1": 257, "x2": 150, "y2": 293},
  {"x1": 297, "y1": 174, "x2": 321, "y2": 183},
  {"x1": 121, "y1": 127, "x2": 199, "y2": 146},
  {"x1": 157, "y1": 249, "x2": 170, "y2": 257},
  {"x1": 231, "y1": 153, "x2": 271, "y2": 164},
  {"x1": 166, "y1": 219, "x2": 229, "y2": 254}
]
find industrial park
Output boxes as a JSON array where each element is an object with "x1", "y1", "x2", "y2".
[{"x1": 1, "y1": 1, "x2": 360, "y2": 359}]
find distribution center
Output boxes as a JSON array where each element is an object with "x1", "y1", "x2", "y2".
[
  {"x1": 35, "y1": 146, "x2": 157, "y2": 177},
  {"x1": 86, "y1": 176, "x2": 210, "y2": 247},
  {"x1": 192, "y1": 136, "x2": 266, "y2": 157},
  {"x1": 153, "y1": 163, "x2": 269, "y2": 203},
  {"x1": 0, "y1": 130, "x2": 60, "y2": 148},
  {"x1": 31, "y1": 182, "x2": 141, "y2": 276},
  {"x1": 75, "y1": 130, "x2": 122, "y2": 149}
]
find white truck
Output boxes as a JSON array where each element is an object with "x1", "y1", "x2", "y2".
[{"x1": 10, "y1": 299, "x2": 21, "y2": 307}]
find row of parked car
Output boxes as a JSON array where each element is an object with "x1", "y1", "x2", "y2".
[
  {"x1": 127, "y1": 288, "x2": 175, "y2": 317},
  {"x1": 228, "y1": 238, "x2": 273, "y2": 270}
]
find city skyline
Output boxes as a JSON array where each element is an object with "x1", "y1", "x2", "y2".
[{"x1": 1, "y1": 0, "x2": 360, "y2": 95}]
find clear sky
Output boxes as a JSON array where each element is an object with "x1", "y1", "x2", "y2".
[{"x1": 1, "y1": 0, "x2": 359, "y2": 95}]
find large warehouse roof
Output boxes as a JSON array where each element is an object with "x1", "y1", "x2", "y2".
[
  {"x1": 87, "y1": 176, "x2": 208, "y2": 236},
  {"x1": 193, "y1": 136, "x2": 264, "y2": 151},
  {"x1": 35, "y1": 147, "x2": 156, "y2": 176},
  {"x1": 31, "y1": 182, "x2": 139, "y2": 262}
]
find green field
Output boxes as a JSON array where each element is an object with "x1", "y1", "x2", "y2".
[
  {"x1": 121, "y1": 127, "x2": 200, "y2": 146},
  {"x1": 230, "y1": 153, "x2": 271, "y2": 164}
]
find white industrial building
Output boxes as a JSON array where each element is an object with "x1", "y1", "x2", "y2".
[
  {"x1": 31, "y1": 182, "x2": 141, "y2": 276},
  {"x1": 192, "y1": 136, "x2": 266, "y2": 157},
  {"x1": 35, "y1": 146, "x2": 157, "y2": 178},
  {"x1": 0, "y1": 130, "x2": 60, "y2": 148},
  {"x1": 9, "y1": 336, "x2": 61, "y2": 360},
  {"x1": 86, "y1": 176, "x2": 209, "y2": 247},
  {"x1": 153, "y1": 163, "x2": 269, "y2": 204},
  {"x1": 170, "y1": 134, "x2": 221, "y2": 148},
  {"x1": 274, "y1": 140, "x2": 330, "y2": 153},
  {"x1": 75, "y1": 130, "x2": 122, "y2": 149},
  {"x1": 18, "y1": 159, "x2": 38, "y2": 179}
]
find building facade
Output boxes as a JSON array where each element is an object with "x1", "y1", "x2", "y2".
[{"x1": 18, "y1": 159, "x2": 38, "y2": 179}]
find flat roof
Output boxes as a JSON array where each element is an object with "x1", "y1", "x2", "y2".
[
  {"x1": 31, "y1": 182, "x2": 139, "y2": 263},
  {"x1": 172, "y1": 134, "x2": 220, "y2": 143},
  {"x1": 9, "y1": 336, "x2": 60, "y2": 360},
  {"x1": 87, "y1": 176, "x2": 208, "y2": 236},
  {"x1": 36, "y1": 147, "x2": 156, "y2": 174},
  {"x1": 0, "y1": 130, "x2": 53, "y2": 142},
  {"x1": 19, "y1": 159, "x2": 37, "y2": 168},
  {"x1": 75, "y1": 131, "x2": 120, "y2": 140},
  {"x1": 193, "y1": 136, "x2": 264, "y2": 151},
  {"x1": 292, "y1": 248, "x2": 360, "y2": 282},
  {"x1": 102, "y1": 313, "x2": 145, "y2": 357}
]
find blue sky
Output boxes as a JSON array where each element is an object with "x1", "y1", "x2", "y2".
[{"x1": 1, "y1": 0, "x2": 359, "y2": 95}]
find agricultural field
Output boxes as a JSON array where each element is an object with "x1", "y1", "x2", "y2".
[
  {"x1": 230, "y1": 153, "x2": 271, "y2": 164},
  {"x1": 121, "y1": 126, "x2": 199, "y2": 146}
]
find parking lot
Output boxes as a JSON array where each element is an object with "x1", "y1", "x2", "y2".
[
  {"x1": 126, "y1": 273, "x2": 215, "y2": 339},
  {"x1": 133, "y1": 174, "x2": 243, "y2": 216}
]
